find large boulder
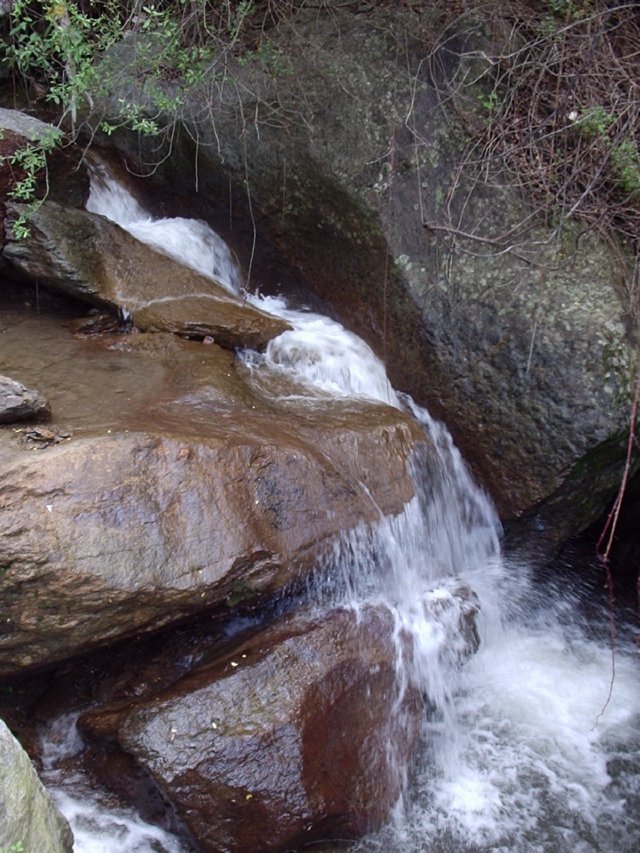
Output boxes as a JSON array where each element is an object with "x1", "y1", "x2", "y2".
[
  {"x1": 0, "y1": 314, "x2": 422, "y2": 675},
  {"x1": 0, "y1": 411, "x2": 420, "y2": 675},
  {"x1": 95, "y1": 7, "x2": 635, "y2": 539},
  {"x1": 1, "y1": 200, "x2": 290, "y2": 351},
  {"x1": 0, "y1": 719, "x2": 73, "y2": 852},
  {"x1": 79, "y1": 589, "x2": 478, "y2": 853},
  {"x1": 0, "y1": 424, "x2": 418, "y2": 677}
]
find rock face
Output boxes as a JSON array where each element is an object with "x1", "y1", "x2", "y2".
[
  {"x1": 0, "y1": 108, "x2": 60, "y2": 144},
  {"x1": 0, "y1": 374, "x2": 50, "y2": 423},
  {"x1": 2, "y1": 200, "x2": 290, "y2": 350},
  {"x1": 0, "y1": 108, "x2": 88, "y2": 246},
  {"x1": 0, "y1": 412, "x2": 420, "y2": 675},
  {"x1": 0, "y1": 719, "x2": 73, "y2": 852},
  {"x1": 0, "y1": 372, "x2": 422, "y2": 675},
  {"x1": 79, "y1": 598, "x2": 471, "y2": 852},
  {"x1": 98, "y1": 8, "x2": 636, "y2": 536}
]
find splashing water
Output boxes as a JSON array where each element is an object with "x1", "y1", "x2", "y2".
[
  {"x1": 248, "y1": 294, "x2": 400, "y2": 405},
  {"x1": 53, "y1": 164, "x2": 640, "y2": 853},
  {"x1": 40, "y1": 714, "x2": 186, "y2": 853}
]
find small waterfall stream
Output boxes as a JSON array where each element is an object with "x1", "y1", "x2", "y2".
[{"x1": 40, "y1": 168, "x2": 640, "y2": 852}]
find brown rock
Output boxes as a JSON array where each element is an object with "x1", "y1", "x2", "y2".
[
  {"x1": 0, "y1": 405, "x2": 421, "y2": 675},
  {"x1": 2, "y1": 201, "x2": 290, "y2": 351},
  {"x1": 133, "y1": 294, "x2": 285, "y2": 351},
  {"x1": 0, "y1": 307, "x2": 425, "y2": 677},
  {"x1": 80, "y1": 603, "x2": 425, "y2": 852}
]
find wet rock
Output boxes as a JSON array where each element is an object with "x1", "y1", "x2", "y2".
[
  {"x1": 1, "y1": 200, "x2": 289, "y2": 351},
  {"x1": 0, "y1": 402, "x2": 422, "y2": 675},
  {"x1": 424, "y1": 581, "x2": 481, "y2": 664},
  {"x1": 133, "y1": 294, "x2": 285, "y2": 351},
  {"x1": 79, "y1": 603, "x2": 429, "y2": 852},
  {"x1": 0, "y1": 302, "x2": 423, "y2": 682},
  {"x1": 0, "y1": 718, "x2": 73, "y2": 852},
  {"x1": 0, "y1": 374, "x2": 50, "y2": 423},
  {"x1": 100, "y1": 9, "x2": 635, "y2": 537}
]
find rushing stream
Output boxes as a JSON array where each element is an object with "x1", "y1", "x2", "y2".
[{"x1": 35, "y1": 166, "x2": 640, "y2": 851}]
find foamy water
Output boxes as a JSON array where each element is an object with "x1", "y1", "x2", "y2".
[
  {"x1": 357, "y1": 607, "x2": 640, "y2": 852},
  {"x1": 40, "y1": 714, "x2": 187, "y2": 852},
  {"x1": 47, "y1": 165, "x2": 640, "y2": 853}
]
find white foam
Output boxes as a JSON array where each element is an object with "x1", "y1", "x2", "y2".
[
  {"x1": 243, "y1": 294, "x2": 399, "y2": 405},
  {"x1": 50, "y1": 787, "x2": 186, "y2": 853},
  {"x1": 39, "y1": 714, "x2": 187, "y2": 852}
]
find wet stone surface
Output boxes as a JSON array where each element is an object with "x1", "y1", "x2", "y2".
[{"x1": 0, "y1": 296, "x2": 424, "y2": 675}]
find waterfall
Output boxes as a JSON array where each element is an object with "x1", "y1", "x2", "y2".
[
  {"x1": 87, "y1": 163, "x2": 243, "y2": 292},
  {"x1": 50, "y1": 166, "x2": 640, "y2": 852}
]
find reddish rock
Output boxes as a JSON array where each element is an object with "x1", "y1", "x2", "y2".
[
  {"x1": 79, "y1": 587, "x2": 479, "y2": 852},
  {"x1": 0, "y1": 411, "x2": 421, "y2": 676},
  {"x1": 80, "y1": 604, "x2": 424, "y2": 852}
]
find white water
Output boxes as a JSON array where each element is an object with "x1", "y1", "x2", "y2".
[
  {"x1": 87, "y1": 164, "x2": 242, "y2": 292},
  {"x1": 40, "y1": 714, "x2": 186, "y2": 852},
  {"x1": 48, "y1": 168, "x2": 640, "y2": 852}
]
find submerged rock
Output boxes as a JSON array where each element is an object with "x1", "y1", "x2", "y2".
[
  {"x1": 79, "y1": 590, "x2": 478, "y2": 853},
  {"x1": 0, "y1": 718, "x2": 73, "y2": 852},
  {"x1": 1, "y1": 200, "x2": 289, "y2": 351},
  {"x1": 0, "y1": 374, "x2": 50, "y2": 423}
]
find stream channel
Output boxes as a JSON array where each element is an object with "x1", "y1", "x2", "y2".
[{"x1": 2, "y1": 166, "x2": 640, "y2": 852}]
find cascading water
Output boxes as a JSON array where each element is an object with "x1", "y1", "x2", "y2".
[
  {"x1": 39, "y1": 714, "x2": 186, "y2": 853},
  {"x1": 46, "y1": 166, "x2": 640, "y2": 852},
  {"x1": 87, "y1": 164, "x2": 243, "y2": 292}
]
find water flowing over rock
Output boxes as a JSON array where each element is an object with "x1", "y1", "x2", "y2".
[
  {"x1": 0, "y1": 7, "x2": 638, "y2": 845},
  {"x1": 0, "y1": 374, "x2": 50, "y2": 423},
  {"x1": 0, "y1": 397, "x2": 421, "y2": 676},
  {"x1": 1, "y1": 200, "x2": 289, "y2": 351},
  {"x1": 0, "y1": 718, "x2": 73, "y2": 852},
  {"x1": 79, "y1": 594, "x2": 477, "y2": 853},
  {"x1": 97, "y1": 8, "x2": 636, "y2": 538}
]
